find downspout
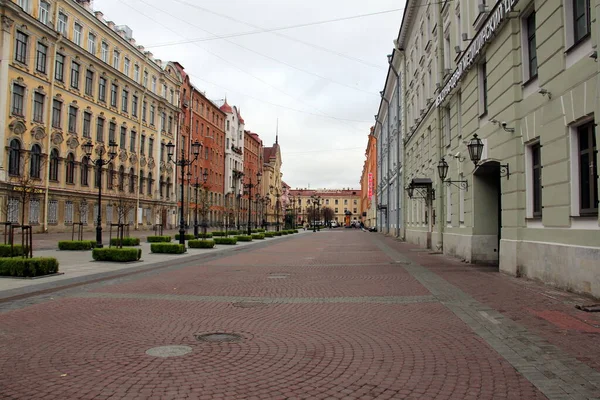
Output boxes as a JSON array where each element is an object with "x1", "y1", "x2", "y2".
[
  {"x1": 436, "y1": 1, "x2": 445, "y2": 251},
  {"x1": 380, "y1": 92, "x2": 391, "y2": 234},
  {"x1": 388, "y1": 52, "x2": 402, "y2": 238},
  {"x1": 400, "y1": 49, "x2": 407, "y2": 240},
  {"x1": 374, "y1": 117, "x2": 383, "y2": 231},
  {"x1": 43, "y1": 2, "x2": 61, "y2": 232}
]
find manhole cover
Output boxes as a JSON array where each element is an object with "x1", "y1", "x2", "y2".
[
  {"x1": 196, "y1": 333, "x2": 243, "y2": 343},
  {"x1": 233, "y1": 301, "x2": 269, "y2": 308},
  {"x1": 145, "y1": 345, "x2": 192, "y2": 358}
]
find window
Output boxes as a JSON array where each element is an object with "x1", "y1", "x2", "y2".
[
  {"x1": 101, "y1": 42, "x2": 109, "y2": 62},
  {"x1": 166, "y1": 178, "x2": 171, "y2": 199},
  {"x1": 530, "y1": 142, "x2": 542, "y2": 217},
  {"x1": 87, "y1": 33, "x2": 96, "y2": 54},
  {"x1": 81, "y1": 157, "x2": 89, "y2": 186},
  {"x1": 143, "y1": 70, "x2": 148, "y2": 87},
  {"x1": 29, "y1": 199, "x2": 40, "y2": 224},
  {"x1": 130, "y1": 131, "x2": 136, "y2": 152},
  {"x1": 151, "y1": 76, "x2": 156, "y2": 92},
  {"x1": 147, "y1": 172, "x2": 153, "y2": 196},
  {"x1": 8, "y1": 140, "x2": 21, "y2": 176},
  {"x1": 124, "y1": 58, "x2": 130, "y2": 76},
  {"x1": 110, "y1": 83, "x2": 118, "y2": 107},
  {"x1": 134, "y1": 64, "x2": 140, "y2": 82},
  {"x1": 335, "y1": 199, "x2": 338, "y2": 205},
  {"x1": 132, "y1": 95, "x2": 138, "y2": 117},
  {"x1": 30, "y1": 144, "x2": 42, "y2": 178},
  {"x1": 109, "y1": 122, "x2": 116, "y2": 143},
  {"x1": 48, "y1": 199, "x2": 58, "y2": 224},
  {"x1": 162, "y1": 84, "x2": 167, "y2": 97},
  {"x1": 119, "y1": 90, "x2": 128, "y2": 114},
  {"x1": 107, "y1": 163, "x2": 114, "y2": 189},
  {"x1": 33, "y1": 92, "x2": 44, "y2": 122},
  {"x1": 140, "y1": 135, "x2": 145, "y2": 155},
  {"x1": 52, "y1": 99, "x2": 62, "y2": 128},
  {"x1": 168, "y1": 116, "x2": 173, "y2": 133},
  {"x1": 522, "y1": 11, "x2": 538, "y2": 81},
  {"x1": 96, "y1": 117, "x2": 104, "y2": 142},
  {"x1": 120, "y1": 126, "x2": 126, "y2": 149},
  {"x1": 98, "y1": 77, "x2": 107, "y2": 102},
  {"x1": 57, "y1": 13, "x2": 67, "y2": 35},
  {"x1": 160, "y1": 143, "x2": 165, "y2": 161},
  {"x1": 66, "y1": 153, "x2": 75, "y2": 184},
  {"x1": 85, "y1": 69, "x2": 94, "y2": 96},
  {"x1": 112, "y1": 50, "x2": 120, "y2": 69},
  {"x1": 94, "y1": 163, "x2": 100, "y2": 188},
  {"x1": 36, "y1": 42, "x2": 47, "y2": 73},
  {"x1": 148, "y1": 138, "x2": 154, "y2": 157},
  {"x1": 68, "y1": 106, "x2": 77, "y2": 133},
  {"x1": 573, "y1": 0, "x2": 591, "y2": 44},
  {"x1": 170, "y1": 89, "x2": 174, "y2": 104},
  {"x1": 139, "y1": 170, "x2": 144, "y2": 194},
  {"x1": 83, "y1": 111, "x2": 91, "y2": 138},
  {"x1": 129, "y1": 168, "x2": 135, "y2": 193},
  {"x1": 479, "y1": 61, "x2": 488, "y2": 116},
  {"x1": 160, "y1": 112, "x2": 166, "y2": 131},
  {"x1": 142, "y1": 101, "x2": 147, "y2": 122},
  {"x1": 150, "y1": 105, "x2": 155, "y2": 125},
  {"x1": 70, "y1": 61, "x2": 80, "y2": 89},
  {"x1": 578, "y1": 121, "x2": 598, "y2": 215},
  {"x1": 55, "y1": 53, "x2": 65, "y2": 82},
  {"x1": 73, "y1": 23, "x2": 82, "y2": 46},
  {"x1": 344, "y1": 199, "x2": 348, "y2": 205},
  {"x1": 11, "y1": 84, "x2": 25, "y2": 116},
  {"x1": 15, "y1": 31, "x2": 28, "y2": 64},
  {"x1": 39, "y1": 1, "x2": 50, "y2": 24}
]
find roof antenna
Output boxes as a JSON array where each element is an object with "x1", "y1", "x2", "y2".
[{"x1": 275, "y1": 118, "x2": 279, "y2": 144}]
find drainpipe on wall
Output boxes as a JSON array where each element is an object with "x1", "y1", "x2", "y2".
[
  {"x1": 380, "y1": 93, "x2": 391, "y2": 235},
  {"x1": 374, "y1": 117, "x2": 383, "y2": 232},
  {"x1": 435, "y1": 0, "x2": 445, "y2": 252},
  {"x1": 42, "y1": 3, "x2": 62, "y2": 232},
  {"x1": 399, "y1": 49, "x2": 407, "y2": 240},
  {"x1": 388, "y1": 53, "x2": 402, "y2": 239}
]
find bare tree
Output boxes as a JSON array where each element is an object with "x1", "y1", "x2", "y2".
[
  {"x1": 7, "y1": 152, "x2": 47, "y2": 227},
  {"x1": 322, "y1": 206, "x2": 334, "y2": 225}
]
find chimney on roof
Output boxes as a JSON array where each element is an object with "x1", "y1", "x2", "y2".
[
  {"x1": 116, "y1": 25, "x2": 133, "y2": 40},
  {"x1": 94, "y1": 11, "x2": 103, "y2": 21},
  {"x1": 107, "y1": 21, "x2": 115, "y2": 30},
  {"x1": 137, "y1": 45, "x2": 145, "y2": 52},
  {"x1": 155, "y1": 59, "x2": 162, "y2": 67},
  {"x1": 129, "y1": 38, "x2": 136, "y2": 46},
  {"x1": 145, "y1": 51, "x2": 153, "y2": 59},
  {"x1": 76, "y1": 0, "x2": 93, "y2": 12}
]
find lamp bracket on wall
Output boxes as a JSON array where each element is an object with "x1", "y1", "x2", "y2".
[
  {"x1": 490, "y1": 119, "x2": 515, "y2": 133},
  {"x1": 499, "y1": 164, "x2": 510, "y2": 179},
  {"x1": 444, "y1": 179, "x2": 468, "y2": 191}
]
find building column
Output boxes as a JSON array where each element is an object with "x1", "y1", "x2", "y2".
[{"x1": 0, "y1": 16, "x2": 15, "y2": 182}]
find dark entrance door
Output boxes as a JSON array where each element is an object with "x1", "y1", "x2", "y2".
[{"x1": 473, "y1": 161, "x2": 502, "y2": 265}]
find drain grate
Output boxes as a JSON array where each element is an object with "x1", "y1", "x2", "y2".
[
  {"x1": 196, "y1": 333, "x2": 243, "y2": 343},
  {"x1": 233, "y1": 301, "x2": 269, "y2": 308}
]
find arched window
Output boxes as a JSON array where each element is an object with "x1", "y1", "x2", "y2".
[
  {"x1": 166, "y1": 177, "x2": 171, "y2": 200},
  {"x1": 29, "y1": 144, "x2": 42, "y2": 178},
  {"x1": 49, "y1": 149, "x2": 59, "y2": 181},
  {"x1": 139, "y1": 170, "x2": 144, "y2": 194},
  {"x1": 66, "y1": 153, "x2": 75, "y2": 184},
  {"x1": 128, "y1": 168, "x2": 135, "y2": 193},
  {"x1": 107, "y1": 163, "x2": 114, "y2": 189},
  {"x1": 147, "y1": 172, "x2": 153, "y2": 196},
  {"x1": 81, "y1": 156, "x2": 89, "y2": 186},
  {"x1": 159, "y1": 176, "x2": 164, "y2": 198},
  {"x1": 8, "y1": 139, "x2": 21, "y2": 176},
  {"x1": 118, "y1": 166, "x2": 125, "y2": 191}
]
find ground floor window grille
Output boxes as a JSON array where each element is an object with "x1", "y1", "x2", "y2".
[
  {"x1": 29, "y1": 199, "x2": 40, "y2": 224},
  {"x1": 8, "y1": 198, "x2": 19, "y2": 223},
  {"x1": 146, "y1": 208, "x2": 151, "y2": 225},
  {"x1": 48, "y1": 200, "x2": 58, "y2": 224},
  {"x1": 106, "y1": 204, "x2": 113, "y2": 224},
  {"x1": 79, "y1": 201, "x2": 88, "y2": 225},
  {"x1": 93, "y1": 204, "x2": 99, "y2": 226},
  {"x1": 128, "y1": 209, "x2": 134, "y2": 224},
  {"x1": 65, "y1": 201, "x2": 73, "y2": 224}
]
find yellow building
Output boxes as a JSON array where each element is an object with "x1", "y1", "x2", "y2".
[
  {"x1": 290, "y1": 188, "x2": 362, "y2": 226},
  {"x1": 0, "y1": 0, "x2": 180, "y2": 232},
  {"x1": 261, "y1": 137, "x2": 283, "y2": 228}
]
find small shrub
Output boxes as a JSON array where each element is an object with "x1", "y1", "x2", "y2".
[
  {"x1": 227, "y1": 230, "x2": 240, "y2": 236},
  {"x1": 0, "y1": 244, "x2": 29, "y2": 257},
  {"x1": 92, "y1": 248, "x2": 142, "y2": 262},
  {"x1": 292, "y1": 229, "x2": 299, "y2": 233},
  {"x1": 58, "y1": 240, "x2": 96, "y2": 250},
  {"x1": 147, "y1": 236, "x2": 172, "y2": 243},
  {"x1": 188, "y1": 240, "x2": 215, "y2": 249},
  {"x1": 214, "y1": 237, "x2": 237, "y2": 245},
  {"x1": 110, "y1": 237, "x2": 140, "y2": 247},
  {"x1": 0, "y1": 257, "x2": 59, "y2": 277},
  {"x1": 212, "y1": 231, "x2": 226, "y2": 237},
  {"x1": 264, "y1": 232, "x2": 275, "y2": 238},
  {"x1": 281, "y1": 231, "x2": 289, "y2": 235},
  {"x1": 150, "y1": 243, "x2": 186, "y2": 254},
  {"x1": 174, "y1": 234, "x2": 195, "y2": 241},
  {"x1": 196, "y1": 233, "x2": 213, "y2": 239},
  {"x1": 274, "y1": 231, "x2": 283, "y2": 236},
  {"x1": 235, "y1": 235, "x2": 253, "y2": 242},
  {"x1": 256, "y1": 229, "x2": 266, "y2": 233},
  {"x1": 251, "y1": 233, "x2": 265, "y2": 240}
]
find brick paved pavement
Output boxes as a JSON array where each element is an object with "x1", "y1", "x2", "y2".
[{"x1": 0, "y1": 231, "x2": 598, "y2": 399}]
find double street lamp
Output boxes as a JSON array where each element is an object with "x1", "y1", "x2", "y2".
[
  {"x1": 193, "y1": 170, "x2": 209, "y2": 238},
  {"x1": 244, "y1": 172, "x2": 262, "y2": 235},
  {"x1": 82, "y1": 140, "x2": 118, "y2": 248},
  {"x1": 311, "y1": 195, "x2": 321, "y2": 232},
  {"x1": 269, "y1": 185, "x2": 282, "y2": 231},
  {"x1": 166, "y1": 140, "x2": 201, "y2": 245}
]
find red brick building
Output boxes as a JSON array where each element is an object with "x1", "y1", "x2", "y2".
[{"x1": 243, "y1": 131, "x2": 263, "y2": 228}]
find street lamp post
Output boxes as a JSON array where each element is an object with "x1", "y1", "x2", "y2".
[
  {"x1": 311, "y1": 195, "x2": 321, "y2": 232},
  {"x1": 82, "y1": 140, "x2": 118, "y2": 248},
  {"x1": 200, "y1": 169, "x2": 209, "y2": 238},
  {"x1": 269, "y1": 185, "x2": 282, "y2": 232},
  {"x1": 244, "y1": 172, "x2": 262, "y2": 235},
  {"x1": 193, "y1": 177, "x2": 200, "y2": 238},
  {"x1": 166, "y1": 140, "x2": 201, "y2": 245}
]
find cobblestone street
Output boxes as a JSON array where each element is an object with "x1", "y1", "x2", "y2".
[{"x1": 1, "y1": 231, "x2": 599, "y2": 399}]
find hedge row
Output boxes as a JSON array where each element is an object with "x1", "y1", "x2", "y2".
[
  {"x1": 196, "y1": 233, "x2": 213, "y2": 239},
  {"x1": 235, "y1": 235, "x2": 253, "y2": 242},
  {"x1": 174, "y1": 234, "x2": 195, "y2": 241},
  {"x1": 188, "y1": 240, "x2": 215, "y2": 249},
  {"x1": 0, "y1": 244, "x2": 29, "y2": 258},
  {"x1": 58, "y1": 240, "x2": 97, "y2": 250},
  {"x1": 0, "y1": 257, "x2": 59, "y2": 277},
  {"x1": 110, "y1": 237, "x2": 140, "y2": 246},
  {"x1": 251, "y1": 233, "x2": 265, "y2": 240},
  {"x1": 147, "y1": 236, "x2": 172, "y2": 243},
  {"x1": 214, "y1": 237, "x2": 237, "y2": 245},
  {"x1": 92, "y1": 248, "x2": 142, "y2": 262},
  {"x1": 212, "y1": 231, "x2": 241, "y2": 237},
  {"x1": 151, "y1": 243, "x2": 186, "y2": 254},
  {"x1": 264, "y1": 232, "x2": 275, "y2": 238}
]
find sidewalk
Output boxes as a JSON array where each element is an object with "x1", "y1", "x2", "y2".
[{"x1": 0, "y1": 230, "x2": 310, "y2": 302}]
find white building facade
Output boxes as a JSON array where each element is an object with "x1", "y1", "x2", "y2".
[{"x1": 219, "y1": 100, "x2": 244, "y2": 208}]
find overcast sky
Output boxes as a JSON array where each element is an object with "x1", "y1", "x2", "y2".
[{"x1": 95, "y1": 0, "x2": 402, "y2": 189}]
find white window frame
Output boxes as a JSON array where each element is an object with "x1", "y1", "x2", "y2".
[
  {"x1": 38, "y1": 1, "x2": 50, "y2": 24},
  {"x1": 87, "y1": 32, "x2": 96, "y2": 54},
  {"x1": 151, "y1": 76, "x2": 157, "y2": 93},
  {"x1": 112, "y1": 50, "x2": 120, "y2": 70},
  {"x1": 101, "y1": 42, "x2": 109, "y2": 62},
  {"x1": 564, "y1": 0, "x2": 593, "y2": 68},
  {"x1": 73, "y1": 22, "x2": 82, "y2": 46},
  {"x1": 18, "y1": 0, "x2": 31, "y2": 12},
  {"x1": 124, "y1": 57, "x2": 130, "y2": 76},
  {"x1": 134, "y1": 64, "x2": 140, "y2": 82},
  {"x1": 521, "y1": 6, "x2": 539, "y2": 94},
  {"x1": 57, "y1": 12, "x2": 68, "y2": 35}
]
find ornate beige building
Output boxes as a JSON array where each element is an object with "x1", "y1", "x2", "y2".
[
  {"x1": 262, "y1": 137, "x2": 283, "y2": 227},
  {"x1": 0, "y1": 0, "x2": 180, "y2": 232}
]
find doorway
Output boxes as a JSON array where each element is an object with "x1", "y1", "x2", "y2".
[{"x1": 472, "y1": 161, "x2": 502, "y2": 264}]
